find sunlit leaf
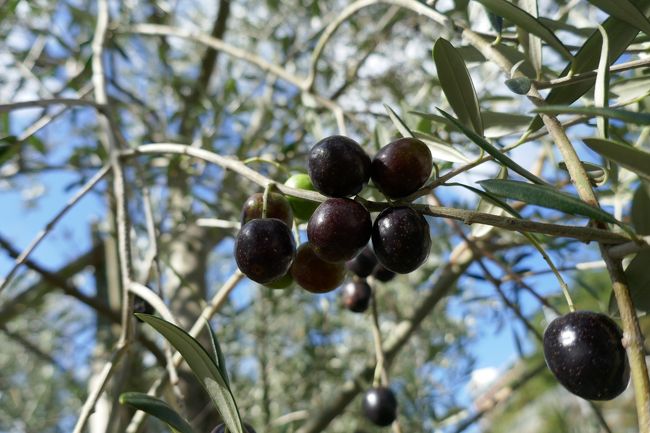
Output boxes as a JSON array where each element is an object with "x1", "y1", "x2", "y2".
[
  {"x1": 205, "y1": 320, "x2": 230, "y2": 387},
  {"x1": 384, "y1": 104, "x2": 415, "y2": 138},
  {"x1": 472, "y1": 167, "x2": 508, "y2": 238},
  {"x1": 433, "y1": 38, "x2": 484, "y2": 136},
  {"x1": 595, "y1": 25, "x2": 610, "y2": 138},
  {"x1": 412, "y1": 132, "x2": 471, "y2": 163}
]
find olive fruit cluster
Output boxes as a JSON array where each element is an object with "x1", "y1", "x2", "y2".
[
  {"x1": 543, "y1": 311, "x2": 630, "y2": 400},
  {"x1": 234, "y1": 134, "x2": 433, "y2": 295},
  {"x1": 307, "y1": 135, "x2": 433, "y2": 273}
]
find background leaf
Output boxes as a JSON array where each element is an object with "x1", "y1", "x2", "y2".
[
  {"x1": 587, "y1": 0, "x2": 650, "y2": 35},
  {"x1": 611, "y1": 250, "x2": 650, "y2": 315},
  {"x1": 472, "y1": 167, "x2": 508, "y2": 238},
  {"x1": 583, "y1": 138, "x2": 650, "y2": 180},
  {"x1": 433, "y1": 38, "x2": 484, "y2": 136},
  {"x1": 473, "y1": 0, "x2": 573, "y2": 60},
  {"x1": 137, "y1": 314, "x2": 244, "y2": 433},
  {"x1": 478, "y1": 179, "x2": 619, "y2": 224},
  {"x1": 528, "y1": 4, "x2": 650, "y2": 132},
  {"x1": 631, "y1": 184, "x2": 650, "y2": 235},
  {"x1": 119, "y1": 392, "x2": 195, "y2": 433}
]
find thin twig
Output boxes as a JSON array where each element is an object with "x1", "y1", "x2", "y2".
[
  {"x1": 123, "y1": 143, "x2": 629, "y2": 244},
  {"x1": 0, "y1": 164, "x2": 111, "y2": 295},
  {"x1": 0, "y1": 97, "x2": 102, "y2": 113}
]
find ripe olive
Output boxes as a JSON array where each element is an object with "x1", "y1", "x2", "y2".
[
  {"x1": 307, "y1": 198, "x2": 372, "y2": 263},
  {"x1": 241, "y1": 192, "x2": 293, "y2": 227},
  {"x1": 308, "y1": 135, "x2": 371, "y2": 197},
  {"x1": 341, "y1": 280, "x2": 372, "y2": 313},
  {"x1": 371, "y1": 137, "x2": 432, "y2": 198},
  {"x1": 371, "y1": 207, "x2": 430, "y2": 274},
  {"x1": 292, "y1": 243, "x2": 346, "y2": 294},
  {"x1": 543, "y1": 311, "x2": 630, "y2": 400},
  {"x1": 362, "y1": 386, "x2": 397, "y2": 427},
  {"x1": 345, "y1": 246, "x2": 377, "y2": 278},
  {"x1": 235, "y1": 218, "x2": 296, "y2": 284}
]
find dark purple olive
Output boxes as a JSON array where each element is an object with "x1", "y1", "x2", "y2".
[
  {"x1": 371, "y1": 264, "x2": 396, "y2": 282},
  {"x1": 341, "y1": 280, "x2": 372, "y2": 313},
  {"x1": 308, "y1": 135, "x2": 371, "y2": 197},
  {"x1": 543, "y1": 311, "x2": 630, "y2": 400},
  {"x1": 371, "y1": 137, "x2": 432, "y2": 198},
  {"x1": 371, "y1": 207, "x2": 430, "y2": 274},
  {"x1": 307, "y1": 198, "x2": 372, "y2": 263},
  {"x1": 235, "y1": 218, "x2": 296, "y2": 284},
  {"x1": 292, "y1": 243, "x2": 346, "y2": 293},
  {"x1": 241, "y1": 192, "x2": 293, "y2": 227},
  {"x1": 346, "y1": 246, "x2": 377, "y2": 278},
  {"x1": 362, "y1": 386, "x2": 397, "y2": 427}
]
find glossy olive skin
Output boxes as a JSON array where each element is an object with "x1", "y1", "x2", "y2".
[
  {"x1": 308, "y1": 135, "x2": 371, "y2": 197},
  {"x1": 345, "y1": 246, "x2": 377, "y2": 278},
  {"x1": 241, "y1": 192, "x2": 293, "y2": 227},
  {"x1": 371, "y1": 264, "x2": 396, "y2": 282},
  {"x1": 371, "y1": 207, "x2": 430, "y2": 274},
  {"x1": 307, "y1": 198, "x2": 372, "y2": 263},
  {"x1": 292, "y1": 243, "x2": 346, "y2": 293},
  {"x1": 284, "y1": 173, "x2": 320, "y2": 221},
  {"x1": 235, "y1": 218, "x2": 296, "y2": 284},
  {"x1": 210, "y1": 422, "x2": 257, "y2": 433},
  {"x1": 341, "y1": 280, "x2": 372, "y2": 313},
  {"x1": 362, "y1": 386, "x2": 397, "y2": 427},
  {"x1": 543, "y1": 311, "x2": 630, "y2": 400},
  {"x1": 371, "y1": 137, "x2": 432, "y2": 198}
]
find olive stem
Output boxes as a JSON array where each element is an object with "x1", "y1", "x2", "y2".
[{"x1": 369, "y1": 288, "x2": 389, "y2": 387}]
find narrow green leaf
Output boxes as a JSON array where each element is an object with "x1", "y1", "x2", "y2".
[
  {"x1": 631, "y1": 184, "x2": 650, "y2": 235},
  {"x1": 437, "y1": 108, "x2": 547, "y2": 185},
  {"x1": 473, "y1": 0, "x2": 573, "y2": 60},
  {"x1": 532, "y1": 106, "x2": 650, "y2": 125},
  {"x1": 136, "y1": 314, "x2": 244, "y2": 433},
  {"x1": 383, "y1": 104, "x2": 414, "y2": 138},
  {"x1": 528, "y1": 5, "x2": 649, "y2": 132},
  {"x1": 583, "y1": 137, "x2": 650, "y2": 180},
  {"x1": 205, "y1": 320, "x2": 230, "y2": 387},
  {"x1": 412, "y1": 131, "x2": 471, "y2": 163},
  {"x1": 433, "y1": 38, "x2": 484, "y2": 136},
  {"x1": 587, "y1": 0, "x2": 650, "y2": 36},
  {"x1": 119, "y1": 392, "x2": 195, "y2": 433},
  {"x1": 478, "y1": 179, "x2": 619, "y2": 224},
  {"x1": 595, "y1": 25, "x2": 610, "y2": 139}
]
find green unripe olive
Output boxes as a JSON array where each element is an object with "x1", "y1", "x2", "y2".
[
  {"x1": 264, "y1": 271, "x2": 294, "y2": 289},
  {"x1": 284, "y1": 173, "x2": 320, "y2": 221}
]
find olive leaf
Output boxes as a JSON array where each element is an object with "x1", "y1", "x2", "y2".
[
  {"x1": 136, "y1": 314, "x2": 244, "y2": 433},
  {"x1": 473, "y1": 0, "x2": 573, "y2": 60},
  {"x1": 478, "y1": 179, "x2": 619, "y2": 224},
  {"x1": 384, "y1": 104, "x2": 415, "y2": 138},
  {"x1": 587, "y1": 0, "x2": 650, "y2": 35},
  {"x1": 583, "y1": 137, "x2": 650, "y2": 180},
  {"x1": 119, "y1": 393, "x2": 195, "y2": 433},
  {"x1": 631, "y1": 184, "x2": 650, "y2": 235},
  {"x1": 433, "y1": 38, "x2": 484, "y2": 136},
  {"x1": 533, "y1": 106, "x2": 650, "y2": 125}
]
